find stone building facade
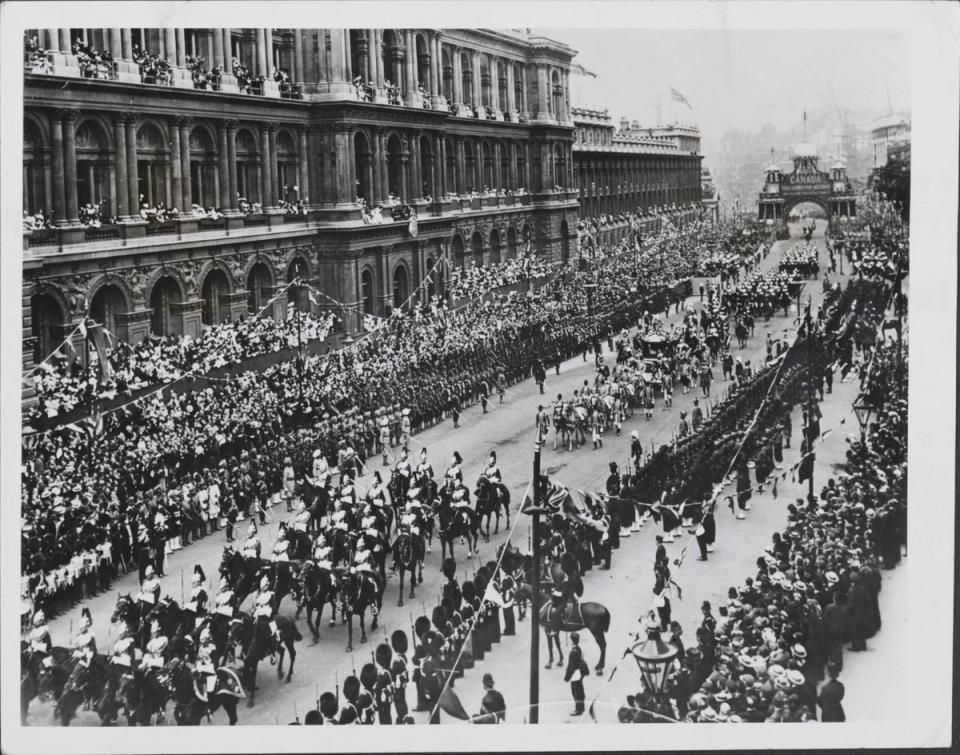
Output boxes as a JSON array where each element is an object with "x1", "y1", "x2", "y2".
[
  {"x1": 21, "y1": 27, "x2": 580, "y2": 383},
  {"x1": 571, "y1": 107, "x2": 702, "y2": 244}
]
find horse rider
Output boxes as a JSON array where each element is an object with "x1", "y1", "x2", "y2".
[
  {"x1": 445, "y1": 451, "x2": 464, "y2": 486},
  {"x1": 253, "y1": 575, "x2": 282, "y2": 644},
  {"x1": 484, "y1": 451, "x2": 503, "y2": 484},
  {"x1": 312, "y1": 448, "x2": 330, "y2": 487},
  {"x1": 395, "y1": 448, "x2": 413, "y2": 498},
  {"x1": 27, "y1": 609, "x2": 52, "y2": 658},
  {"x1": 271, "y1": 524, "x2": 291, "y2": 562},
  {"x1": 399, "y1": 491, "x2": 424, "y2": 537},
  {"x1": 186, "y1": 565, "x2": 208, "y2": 624},
  {"x1": 353, "y1": 543, "x2": 376, "y2": 577},
  {"x1": 141, "y1": 620, "x2": 169, "y2": 672},
  {"x1": 293, "y1": 499, "x2": 312, "y2": 533},
  {"x1": 338, "y1": 477, "x2": 358, "y2": 509},
  {"x1": 72, "y1": 607, "x2": 97, "y2": 668},
  {"x1": 312, "y1": 532, "x2": 337, "y2": 577},
  {"x1": 242, "y1": 522, "x2": 261, "y2": 561},
  {"x1": 416, "y1": 447, "x2": 434, "y2": 485},
  {"x1": 367, "y1": 471, "x2": 389, "y2": 511},
  {"x1": 557, "y1": 552, "x2": 584, "y2": 626},
  {"x1": 214, "y1": 575, "x2": 236, "y2": 617},
  {"x1": 138, "y1": 564, "x2": 162, "y2": 609},
  {"x1": 195, "y1": 625, "x2": 219, "y2": 696},
  {"x1": 110, "y1": 624, "x2": 137, "y2": 674}
]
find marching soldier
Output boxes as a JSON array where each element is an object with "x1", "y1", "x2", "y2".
[
  {"x1": 319, "y1": 691, "x2": 339, "y2": 724},
  {"x1": 391, "y1": 630, "x2": 410, "y2": 721},
  {"x1": 400, "y1": 408, "x2": 413, "y2": 451},
  {"x1": 339, "y1": 675, "x2": 361, "y2": 724},
  {"x1": 374, "y1": 643, "x2": 395, "y2": 724},
  {"x1": 379, "y1": 416, "x2": 392, "y2": 467}
]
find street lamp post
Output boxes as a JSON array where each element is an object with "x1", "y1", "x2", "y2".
[
  {"x1": 852, "y1": 394, "x2": 875, "y2": 448},
  {"x1": 527, "y1": 423, "x2": 544, "y2": 723},
  {"x1": 628, "y1": 626, "x2": 679, "y2": 715}
]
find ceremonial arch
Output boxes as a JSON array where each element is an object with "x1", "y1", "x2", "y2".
[{"x1": 758, "y1": 145, "x2": 857, "y2": 226}]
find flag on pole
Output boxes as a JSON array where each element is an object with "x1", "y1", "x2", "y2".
[
  {"x1": 437, "y1": 687, "x2": 471, "y2": 721},
  {"x1": 670, "y1": 86, "x2": 692, "y2": 110},
  {"x1": 65, "y1": 408, "x2": 103, "y2": 441}
]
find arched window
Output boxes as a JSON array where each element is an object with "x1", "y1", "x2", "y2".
[
  {"x1": 149, "y1": 276, "x2": 183, "y2": 336},
  {"x1": 497, "y1": 62, "x2": 508, "y2": 113},
  {"x1": 554, "y1": 144, "x2": 566, "y2": 188},
  {"x1": 515, "y1": 142, "x2": 527, "y2": 190},
  {"x1": 201, "y1": 268, "x2": 230, "y2": 326},
  {"x1": 287, "y1": 256, "x2": 310, "y2": 283},
  {"x1": 136, "y1": 122, "x2": 169, "y2": 210},
  {"x1": 416, "y1": 34, "x2": 430, "y2": 95},
  {"x1": 76, "y1": 120, "x2": 112, "y2": 218},
  {"x1": 471, "y1": 230, "x2": 484, "y2": 266},
  {"x1": 23, "y1": 120, "x2": 47, "y2": 216},
  {"x1": 551, "y1": 70, "x2": 562, "y2": 116},
  {"x1": 445, "y1": 136, "x2": 457, "y2": 193},
  {"x1": 247, "y1": 261, "x2": 274, "y2": 314},
  {"x1": 349, "y1": 30, "x2": 366, "y2": 80},
  {"x1": 393, "y1": 265, "x2": 409, "y2": 310},
  {"x1": 419, "y1": 135, "x2": 433, "y2": 198},
  {"x1": 361, "y1": 268, "x2": 375, "y2": 315},
  {"x1": 189, "y1": 125, "x2": 218, "y2": 210},
  {"x1": 489, "y1": 229, "x2": 501, "y2": 264},
  {"x1": 382, "y1": 30, "x2": 401, "y2": 89},
  {"x1": 31, "y1": 292, "x2": 66, "y2": 362},
  {"x1": 479, "y1": 57, "x2": 491, "y2": 109},
  {"x1": 355, "y1": 130, "x2": 373, "y2": 205},
  {"x1": 385, "y1": 133, "x2": 403, "y2": 199},
  {"x1": 463, "y1": 138, "x2": 477, "y2": 193},
  {"x1": 90, "y1": 284, "x2": 128, "y2": 337},
  {"x1": 275, "y1": 130, "x2": 299, "y2": 204},
  {"x1": 481, "y1": 141, "x2": 494, "y2": 190},
  {"x1": 441, "y1": 48, "x2": 453, "y2": 103},
  {"x1": 512, "y1": 63, "x2": 524, "y2": 114},
  {"x1": 234, "y1": 128, "x2": 259, "y2": 204},
  {"x1": 460, "y1": 52, "x2": 473, "y2": 107}
]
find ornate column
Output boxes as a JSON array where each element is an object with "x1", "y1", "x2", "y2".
[
  {"x1": 178, "y1": 117, "x2": 192, "y2": 212},
  {"x1": 435, "y1": 134, "x2": 446, "y2": 197},
  {"x1": 365, "y1": 30, "x2": 376, "y2": 86},
  {"x1": 297, "y1": 126, "x2": 310, "y2": 204},
  {"x1": 224, "y1": 120, "x2": 238, "y2": 211},
  {"x1": 307, "y1": 124, "x2": 323, "y2": 206},
  {"x1": 371, "y1": 127, "x2": 384, "y2": 204},
  {"x1": 430, "y1": 33, "x2": 445, "y2": 109},
  {"x1": 124, "y1": 113, "x2": 140, "y2": 217},
  {"x1": 314, "y1": 29, "x2": 353, "y2": 100},
  {"x1": 169, "y1": 118, "x2": 183, "y2": 211},
  {"x1": 175, "y1": 28, "x2": 186, "y2": 67},
  {"x1": 452, "y1": 46, "x2": 463, "y2": 105},
  {"x1": 113, "y1": 116, "x2": 129, "y2": 218},
  {"x1": 472, "y1": 51, "x2": 482, "y2": 110},
  {"x1": 259, "y1": 124, "x2": 271, "y2": 206},
  {"x1": 506, "y1": 63, "x2": 516, "y2": 117},
  {"x1": 50, "y1": 112, "x2": 67, "y2": 225},
  {"x1": 255, "y1": 28, "x2": 267, "y2": 77},
  {"x1": 294, "y1": 28, "x2": 304, "y2": 87},
  {"x1": 217, "y1": 121, "x2": 232, "y2": 210},
  {"x1": 535, "y1": 64, "x2": 549, "y2": 121},
  {"x1": 114, "y1": 28, "x2": 139, "y2": 81},
  {"x1": 329, "y1": 124, "x2": 355, "y2": 206},
  {"x1": 493, "y1": 141, "x2": 502, "y2": 190},
  {"x1": 403, "y1": 30, "x2": 419, "y2": 106},
  {"x1": 46, "y1": 29, "x2": 80, "y2": 77},
  {"x1": 267, "y1": 122, "x2": 280, "y2": 208},
  {"x1": 455, "y1": 137, "x2": 465, "y2": 194},
  {"x1": 61, "y1": 109, "x2": 80, "y2": 225}
]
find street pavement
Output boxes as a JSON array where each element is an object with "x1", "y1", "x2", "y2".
[{"x1": 27, "y1": 224, "x2": 861, "y2": 726}]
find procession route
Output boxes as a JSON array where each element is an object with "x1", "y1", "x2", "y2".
[{"x1": 26, "y1": 228, "x2": 842, "y2": 726}]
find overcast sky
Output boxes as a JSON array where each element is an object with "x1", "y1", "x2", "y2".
[{"x1": 556, "y1": 29, "x2": 910, "y2": 153}]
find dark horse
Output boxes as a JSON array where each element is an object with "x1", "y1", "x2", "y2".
[
  {"x1": 95, "y1": 664, "x2": 170, "y2": 726},
  {"x1": 437, "y1": 501, "x2": 480, "y2": 563},
  {"x1": 227, "y1": 611, "x2": 301, "y2": 708},
  {"x1": 475, "y1": 475, "x2": 512, "y2": 541},
  {"x1": 391, "y1": 529, "x2": 425, "y2": 606},
  {"x1": 219, "y1": 548, "x2": 262, "y2": 608},
  {"x1": 160, "y1": 657, "x2": 244, "y2": 725},
  {"x1": 338, "y1": 568, "x2": 384, "y2": 652},
  {"x1": 24, "y1": 644, "x2": 70, "y2": 724},
  {"x1": 45, "y1": 654, "x2": 110, "y2": 726},
  {"x1": 295, "y1": 560, "x2": 340, "y2": 643},
  {"x1": 537, "y1": 563, "x2": 610, "y2": 674}
]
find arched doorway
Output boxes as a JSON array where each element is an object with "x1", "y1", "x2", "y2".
[
  {"x1": 234, "y1": 128, "x2": 259, "y2": 204},
  {"x1": 489, "y1": 229, "x2": 502, "y2": 264},
  {"x1": 275, "y1": 130, "x2": 299, "y2": 204},
  {"x1": 393, "y1": 265, "x2": 409, "y2": 310},
  {"x1": 247, "y1": 262, "x2": 274, "y2": 314},
  {"x1": 23, "y1": 120, "x2": 46, "y2": 217},
  {"x1": 441, "y1": 48, "x2": 453, "y2": 103},
  {"x1": 506, "y1": 227, "x2": 518, "y2": 259},
  {"x1": 76, "y1": 120, "x2": 112, "y2": 219},
  {"x1": 136, "y1": 122, "x2": 170, "y2": 210},
  {"x1": 450, "y1": 234, "x2": 465, "y2": 268},
  {"x1": 149, "y1": 276, "x2": 182, "y2": 336},
  {"x1": 287, "y1": 257, "x2": 310, "y2": 283},
  {"x1": 560, "y1": 220, "x2": 571, "y2": 262},
  {"x1": 201, "y1": 269, "x2": 230, "y2": 326},
  {"x1": 30, "y1": 292, "x2": 66, "y2": 362},
  {"x1": 521, "y1": 224, "x2": 531, "y2": 254},
  {"x1": 361, "y1": 268, "x2": 375, "y2": 315},
  {"x1": 89, "y1": 284, "x2": 127, "y2": 336},
  {"x1": 786, "y1": 200, "x2": 829, "y2": 238},
  {"x1": 471, "y1": 230, "x2": 484, "y2": 267},
  {"x1": 386, "y1": 134, "x2": 403, "y2": 200}
]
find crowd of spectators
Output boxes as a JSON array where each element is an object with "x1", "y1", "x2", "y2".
[
  {"x1": 232, "y1": 57, "x2": 265, "y2": 95},
  {"x1": 132, "y1": 44, "x2": 172, "y2": 85},
  {"x1": 23, "y1": 34, "x2": 51, "y2": 74},
  {"x1": 23, "y1": 209, "x2": 54, "y2": 231},
  {"x1": 72, "y1": 39, "x2": 116, "y2": 79},
  {"x1": 28, "y1": 311, "x2": 336, "y2": 420},
  {"x1": 184, "y1": 53, "x2": 223, "y2": 90},
  {"x1": 447, "y1": 256, "x2": 564, "y2": 301}
]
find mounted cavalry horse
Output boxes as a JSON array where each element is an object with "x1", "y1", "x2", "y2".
[
  {"x1": 40, "y1": 652, "x2": 111, "y2": 726},
  {"x1": 436, "y1": 485, "x2": 480, "y2": 563},
  {"x1": 337, "y1": 566, "x2": 385, "y2": 652},
  {"x1": 226, "y1": 610, "x2": 302, "y2": 708},
  {"x1": 554, "y1": 403, "x2": 589, "y2": 451},
  {"x1": 537, "y1": 560, "x2": 610, "y2": 675},
  {"x1": 22, "y1": 642, "x2": 71, "y2": 724},
  {"x1": 295, "y1": 559, "x2": 340, "y2": 643},
  {"x1": 474, "y1": 474, "x2": 511, "y2": 541},
  {"x1": 159, "y1": 656, "x2": 245, "y2": 725}
]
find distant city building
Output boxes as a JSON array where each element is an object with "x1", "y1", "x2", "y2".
[
  {"x1": 700, "y1": 166, "x2": 719, "y2": 223},
  {"x1": 871, "y1": 113, "x2": 911, "y2": 169},
  {"x1": 571, "y1": 106, "x2": 702, "y2": 226}
]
